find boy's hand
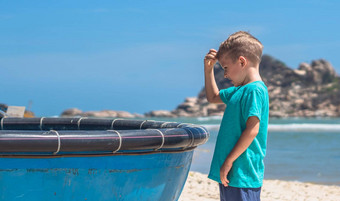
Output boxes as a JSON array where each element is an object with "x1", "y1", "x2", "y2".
[
  {"x1": 220, "y1": 160, "x2": 232, "y2": 187},
  {"x1": 204, "y1": 49, "x2": 217, "y2": 71}
]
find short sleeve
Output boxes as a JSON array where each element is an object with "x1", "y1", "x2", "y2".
[
  {"x1": 219, "y1": 87, "x2": 236, "y2": 104},
  {"x1": 241, "y1": 89, "x2": 263, "y2": 122}
]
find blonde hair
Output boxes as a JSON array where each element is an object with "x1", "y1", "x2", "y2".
[{"x1": 216, "y1": 31, "x2": 263, "y2": 64}]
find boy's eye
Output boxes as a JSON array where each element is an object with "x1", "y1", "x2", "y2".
[{"x1": 219, "y1": 64, "x2": 226, "y2": 70}]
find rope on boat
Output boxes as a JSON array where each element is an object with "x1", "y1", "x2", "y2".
[
  {"x1": 183, "y1": 127, "x2": 195, "y2": 150},
  {"x1": 160, "y1": 122, "x2": 168, "y2": 128},
  {"x1": 110, "y1": 119, "x2": 122, "y2": 130},
  {"x1": 0, "y1": 117, "x2": 4, "y2": 130},
  {"x1": 176, "y1": 123, "x2": 187, "y2": 128},
  {"x1": 77, "y1": 117, "x2": 87, "y2": 130},
  {"x1": 149, "y1": 129, "x2": 165, "y2": 150},
  {"x1": 39, "y1": 117, "x2": 44, "y2": 130},
  {"x1": 140, "y1": 120, "x2": 147, "y2": 129},
  {"x1": 50, "y1": 130, "x2": 61, "y2": 155},
  {"x1": 107, "y1": 130, "x2": 122, "y2": 153}
]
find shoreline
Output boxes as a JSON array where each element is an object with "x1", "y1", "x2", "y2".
[{"x1": 179, "y1": 171, "x2": 340, "y2": 201}]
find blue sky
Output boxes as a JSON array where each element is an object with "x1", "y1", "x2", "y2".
[{"x1": 1, "y1": 1, "x2": 340, "y2": 116}]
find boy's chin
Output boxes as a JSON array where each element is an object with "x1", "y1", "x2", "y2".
[{"x1": 227, "y1": 79, "x2": 239, "y2": 86}]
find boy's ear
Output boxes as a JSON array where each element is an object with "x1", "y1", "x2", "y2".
[{"x1": 239, "y1": 56, "x2": 247, "y2": 68}]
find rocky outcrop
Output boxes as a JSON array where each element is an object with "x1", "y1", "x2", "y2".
[
  {"x1": 260, "y1": 56, "x2": 340, "y2": 117},
  {"x1": 148, "y1": 54, "x2": 340, "y2": 118}
]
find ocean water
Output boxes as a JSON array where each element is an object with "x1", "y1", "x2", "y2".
[{"x1": 147, "y1": 116, "x2": 340, "y2": 186}]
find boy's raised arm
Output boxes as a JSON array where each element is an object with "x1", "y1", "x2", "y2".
[{"x1": 204, "y1": 49, "x2": 223, "y2": 104}]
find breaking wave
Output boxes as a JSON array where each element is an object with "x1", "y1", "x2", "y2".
[{"x1": 201, "y1": 123, "x2": 340, "y2": 132}]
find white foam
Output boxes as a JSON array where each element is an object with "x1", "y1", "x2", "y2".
[
  {"x1": 201, "y1": 124, "x2": 220, "y2": 130},
  {"x1": 269, "y1": 124, "x2": 340, "y2": 131},
  {"x1": 197, "y1": 116, "x2": 222, "y2": 121},
  {"x1": 201, "y1": 123, "x2": 340, "y2": 132}
]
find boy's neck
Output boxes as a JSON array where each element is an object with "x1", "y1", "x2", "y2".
[{"x1": 240, "y1": 66, "x2": 262, "y2": 86}]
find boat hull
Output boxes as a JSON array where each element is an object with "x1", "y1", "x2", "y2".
[{"x1": 0, "y1": 150, "x2": 193, "y2": 201}]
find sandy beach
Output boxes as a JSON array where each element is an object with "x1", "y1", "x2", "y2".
[{"x1": 179, "y1": 171, "x2": 340, "y2": 201}]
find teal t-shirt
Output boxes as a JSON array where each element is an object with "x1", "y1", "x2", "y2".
[{"x1": 208, "y1": 80, "x2": 269, "y2": 188}]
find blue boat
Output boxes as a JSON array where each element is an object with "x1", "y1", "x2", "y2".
[{"x1": 0, "y1": 117, "x2": 209, "y2": 201}]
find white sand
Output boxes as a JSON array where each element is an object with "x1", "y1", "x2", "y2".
[{"x1": 179, "y1": 171, "x2": 340, "y2": 201}]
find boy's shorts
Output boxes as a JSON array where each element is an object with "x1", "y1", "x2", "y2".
[{"x1": 219, "y1": 183, "x2": 261, "y2": 201}]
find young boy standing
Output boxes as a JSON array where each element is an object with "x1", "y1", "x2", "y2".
[{"x1": 204, "y1": 31, "x2": 269, "y2": 201}]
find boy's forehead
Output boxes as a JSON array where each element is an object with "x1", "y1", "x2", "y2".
[{"x1": 218, "y1": 55, "x2": 232, "y2": 66}]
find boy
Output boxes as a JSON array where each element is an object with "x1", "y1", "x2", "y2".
[{"x1": 204, "y1": 31, "x2": 269, "y2": 201}]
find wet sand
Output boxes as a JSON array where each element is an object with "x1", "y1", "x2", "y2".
[{"x1": 179, "y1": 171, "x2": 340, "y2": 201}]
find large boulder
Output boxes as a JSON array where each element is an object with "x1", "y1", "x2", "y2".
[
  {"x1": 300, "y1": 59, "x2": 337, "y2": 84},
  {"x1": 61, "y1": 108, "x2": 83, "y2": 117}
]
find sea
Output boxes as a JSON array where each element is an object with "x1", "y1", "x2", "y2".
[{"x1": 146, "y1": 116, "x2": 340, "y2": 186}]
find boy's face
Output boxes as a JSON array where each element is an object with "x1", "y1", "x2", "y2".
[{"x1": 218, "y1": 54, "x2": 245, "y2": 87}]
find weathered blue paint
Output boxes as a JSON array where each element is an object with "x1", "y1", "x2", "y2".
[{"x1": 0, "y1": 150, "x2": 194, "y2": 201}]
